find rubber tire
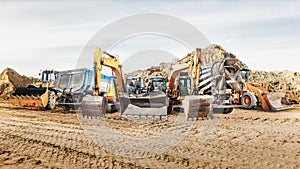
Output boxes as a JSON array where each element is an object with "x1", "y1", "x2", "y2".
[
  {"x1": 47, "y1": 91, "x2": 56, "y2": 110},
  {"x1": 223, "y1": 108, "x2": 233, "y2": 114},
  {"x1": 62, "y1": 106, "x2": 70, "y2": 111},
  {"x1": 212, "y1": 108, "x2": 224, "y2": 114},
  {"x1": 241, "y1": 92, "x2": 257, "y2": 109},
  {"x1": 167, "y1": 104, "x2": 173, "y2": 114}
]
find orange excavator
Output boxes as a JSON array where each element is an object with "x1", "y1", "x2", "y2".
[{"x1": 166, "y1": 49, "x2": 212, "y2": 118}]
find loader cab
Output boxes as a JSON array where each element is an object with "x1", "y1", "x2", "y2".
[
  {"x1": 126, "y1": 76, "x2": 145, "y2": 94},
  {"x1": 240, "y1": 68, "x2": 251, "y2": 83},
  {"x1": 147, "y1": 77, "x2": 168, "y2": 94},
  {"x1": 40, "y1": 70, "x2": 57, "y2": 83}
]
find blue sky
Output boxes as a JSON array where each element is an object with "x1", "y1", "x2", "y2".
[{"x1": 0, "y1": 0, "x2": 299, "y2": 77}]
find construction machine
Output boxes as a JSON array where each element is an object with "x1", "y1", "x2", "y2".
[
  {"x1": 55, "y1": 68, "x2": 116, "y2": 111},
  {"x1": 166, "y1": 48, "x2": 212, "y2": 118},
  {"x1": 146, "y1": 77, "x2": 168, "y2": 94},
  {"x1": 209, "y1": 57, "x2": 293, "y2": 112},
  {"x1": 81, "y1": 48, "x2": 170, "y2": 120},
  {"x1": 126, "y1": 76, "x2": 146, "y2": 94},
  {"x1": 55, "y1": 68, "x2": 93, "y2": 111},
  {"x1": 9, "y1": 70, "x2": 58, "y2": 110}
]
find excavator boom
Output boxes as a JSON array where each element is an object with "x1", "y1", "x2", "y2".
[{"x1": 81, "y1": 48, "x2": 169, "y2": 120}]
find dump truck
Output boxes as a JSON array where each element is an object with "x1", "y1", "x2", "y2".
[
  {"x1": 81, "y1": 48, "x2": 170, "y2": 120},
  {"x1": 206, "y1": 57, "x2": 293, "y2": 112},
  {"x1": 9, "y1": 70, "x2": 58, "y2": 110},
  {"x1": 54, "y1": 68, "x2": 116, "y2": 111},
  {"x1": 54, "y1": 68, "x2": 93, "y2": 111}
]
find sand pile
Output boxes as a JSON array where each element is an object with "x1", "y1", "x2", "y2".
[
  {"x1": 126, "y1": 62, "x2": 172, "y2": 80},
  {"x1": 249, "y1": 70, "x2": 300, "y2": 103},
  {"x1": 186, "y1": 44, "x2": 247, "y2": 68},
  {"x1": 0, "y1": 68, "x2": 37, "y2": 99},
  {"x1": 127, "y1": 44, "x2": 247, "y2": 79}
]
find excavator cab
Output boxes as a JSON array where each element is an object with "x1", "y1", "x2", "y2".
[{"x1": 178, "y1": 72, "x2": 191, "y2": 97}]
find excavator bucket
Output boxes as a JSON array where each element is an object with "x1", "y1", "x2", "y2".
[
  {"x1": 9, "y1": 87, "x2": 49, "y2": 109},
  {"x1": 119, "y1": 94, "x2": 169, "y2": 120},
  {"x1": 266, "y1": 93, "x2": 293, "y2": 111},
  {"x1": 81, "y1": 96, "x2": 107, "y2": 118},
  {"x1": 182, "y1": 95, "x2": 212, "y2": 120}
]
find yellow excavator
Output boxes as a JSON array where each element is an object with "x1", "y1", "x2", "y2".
[
  {"x1": 81, "y1": 48, "x2": 170, "y2": 119},
  {"x1": 81, "y1": 48, "x2": 126, "y2": 117}
]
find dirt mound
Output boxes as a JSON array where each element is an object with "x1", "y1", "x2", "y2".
[
  {"x1": 249, "y1": 70, "x2": 300, "y2": 103},
  {"x1": 126, "y1": 62, "x2": 171, "y2": 79},
  {"x1": 126, "y1": 44, "x2": 247, "y2": 79},
  {"x1": 189, "y1": 44, "x2": 247, "y2": 68},
  {"x1": 0, "y1": 68, "x2": 37, "y2": 99}
]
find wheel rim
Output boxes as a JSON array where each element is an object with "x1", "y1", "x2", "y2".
[
  {"x1": 50, "y1": 95, "x2": 55, "y2": 107},
  {"x1": 243, "y1": 95, "x2": 251, "y2": 106}
]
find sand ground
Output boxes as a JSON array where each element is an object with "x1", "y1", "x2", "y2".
[{"x1": 0, "y1": 101, "x2": 299, "y2": 169}]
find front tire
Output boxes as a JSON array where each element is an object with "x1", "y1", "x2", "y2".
[
  {"x1": 241, "y1": 92, "x2": 257, "y2": 109},
  {"x1": 47, "y1": 91, "x2": 56, "y2": 110}
]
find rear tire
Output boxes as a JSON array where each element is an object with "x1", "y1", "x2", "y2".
[
  {"x1": 167, "y1": 104, "x2": 173, "y2": 114},
  {"x1": 241, "y1": 92, "x2": 257, "y2": 109},
  {"x1": 47, "y1": 91, "x2": 56, "y2": 110},
  {"x1": 62, "y1": 106, "x2": 70, "y2": 111}
]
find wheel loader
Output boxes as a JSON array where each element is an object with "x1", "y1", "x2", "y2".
[
  {"x1": 209, "y1": 57, "x2": 293, "y2": 112},
  {"x1": 9, "y1": 70, "x2": 58, "y2": 110},
  {"x1": 126, "y1": 76, "x2": 146, "y2": 94},
  {"x1": 81, "y1": 48, "x2": 170, "y2": 120}
]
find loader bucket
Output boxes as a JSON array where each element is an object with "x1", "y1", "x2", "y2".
[
  {"x1": 81, "y1": 96, "x2": 107, "y2": 118},
  {"x1": 119, "y1": 94, "x2": 169, "y2": 120},
  {"x1": 266, "y1": 93, "x2": 293, "y2": 111},
  {"x1": 10, "y1": 87, "x2": 49, "y2": 109}
]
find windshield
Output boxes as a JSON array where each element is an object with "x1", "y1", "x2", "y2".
[
  {"x1": 240, "y1": 70, "x2": 250, "y2": 83},
  {"x1": 71, "y1": 73, "x2": 84, "y2": 91},
  {"x1": 42, "y1": 71, "x2": 56, "y2": 83},
  {"x1": 57, "y1": 74, "x2": 70, "y2": 89}
]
